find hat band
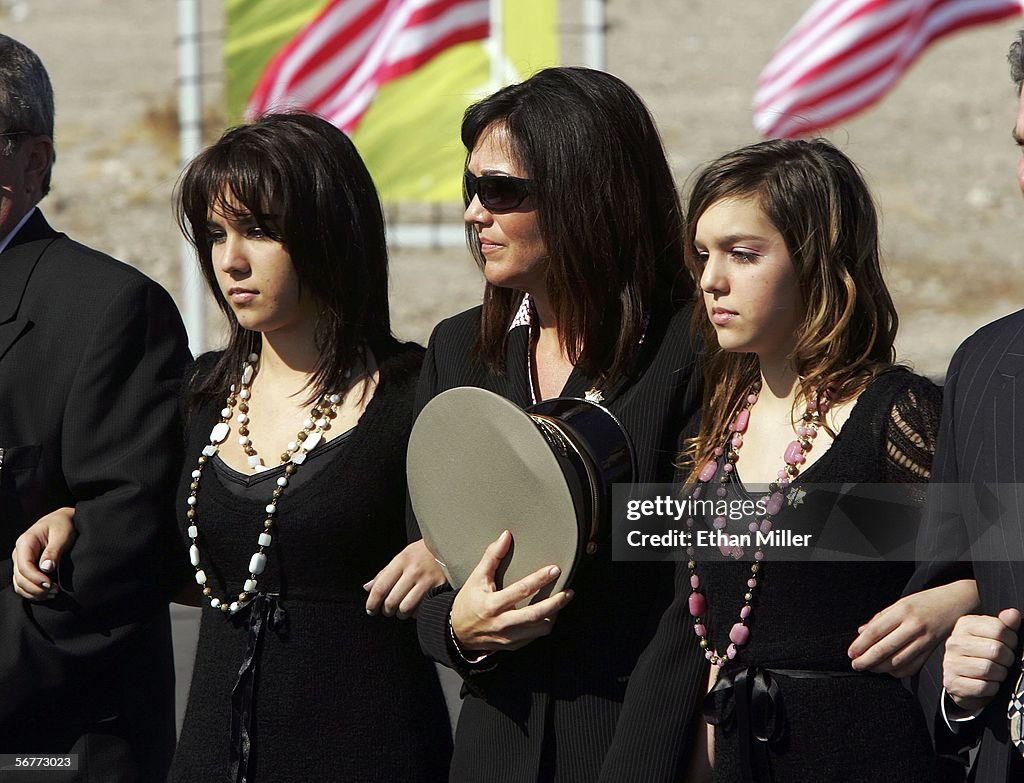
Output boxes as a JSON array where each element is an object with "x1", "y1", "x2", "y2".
[{"x1": 530, "y1": 413, "x2": 601, "y2": 556}]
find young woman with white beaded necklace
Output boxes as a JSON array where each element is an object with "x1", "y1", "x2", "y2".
[{"x1": 13, "y1": 112, "x2": 452, "y2": 782}]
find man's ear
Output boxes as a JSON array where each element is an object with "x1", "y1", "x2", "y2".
[{"x1": 22, "y1": 135, "x2": 54, "y2": 199}]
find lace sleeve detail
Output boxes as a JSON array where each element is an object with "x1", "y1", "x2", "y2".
[{"x1": 884, "y1": 376, "x2": 941, "y2": 483}]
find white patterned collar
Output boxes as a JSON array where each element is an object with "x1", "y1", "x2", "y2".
[
  {"x1": 508, "y1": 292, "x2": 533, "y2": 331},
  {"x1": 507, "y1": 293, "x2": 538, "y2": 403}
]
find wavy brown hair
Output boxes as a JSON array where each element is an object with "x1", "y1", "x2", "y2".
[
  {"x1": 683, "y1": 138, "x2": 898, "y2": 479},
  {"x1": 463, "y1": 67, "x2": 691, "y2": 384}
]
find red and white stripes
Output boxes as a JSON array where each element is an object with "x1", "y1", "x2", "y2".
[
  {"x1": 246, "y1": 0, "x2": 489, "y2": 133},
  {"x1": 754, "y1": 0, "x2": 1023, "y2": 139}
]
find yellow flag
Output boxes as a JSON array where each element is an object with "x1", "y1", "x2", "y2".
[{"x1": 225, "y1": 0, "x2": 559, "y2": 203}]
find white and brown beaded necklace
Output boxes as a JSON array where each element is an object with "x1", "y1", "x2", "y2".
[{"x1": 184, "y1": 353, "x2": 342, "y2": 615}]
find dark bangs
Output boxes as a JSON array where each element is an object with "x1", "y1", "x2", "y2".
[{"x1": 175, "y1": 112, "x2": 392, "y2": 407}]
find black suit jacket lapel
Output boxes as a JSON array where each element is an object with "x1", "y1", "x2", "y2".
[
  {"x1": 0, "y1": 210, "x2": 60, "y2": 361},
  {"x1": 504, "y1": 324, "x2": 534, "y2": 407},
  {"x1": 505, "y1": 324, "x2": 606, "y2": 406},
  {"x1": 560, "y1": 364, "x2": 600, "y2": 401},
  {"x1": 559, "y1": 310, "x2": 666, "y2": 407},
  {"x1": 984, "y1": 347, "x2": 1024, "y2": 612},
  {"x1": 989, "y1": 348, "x2": 1024, "y2": 485}
]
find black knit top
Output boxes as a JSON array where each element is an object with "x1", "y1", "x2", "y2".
[
  {"x1": 168, "y1": 340, "x2": 451, "y2": 783},
  {"x1": 600, "y1": 368, "x2": 946, "y2": 783},
  {"x1": 702, "y1": 368, "x2": 942, "y2": 670}
]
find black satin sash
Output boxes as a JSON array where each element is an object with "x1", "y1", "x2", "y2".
[
  {"x1": 228, "y1": 593, "x2": 288, "y2": 783},
  {"x1": 704, "y1": 666, "x2": 867, "y2": 783}
]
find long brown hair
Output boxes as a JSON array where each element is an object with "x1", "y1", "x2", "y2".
[
  {"x1": 462, "y1": 67, "x2": 691, "y2": 383},
  {"x1": 683, "y1": 139, "x2": 898, "y2": 477}
]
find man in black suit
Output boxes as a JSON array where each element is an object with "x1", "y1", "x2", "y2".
[
  {"x1": 910, "y1": 31, "x2": 1024, "y2": 782},
  {"x1": 0, "y1": 34, "x2": 190, "y2": 781}
]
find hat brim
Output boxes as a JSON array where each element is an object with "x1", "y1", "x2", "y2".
[{"x1": 407, "y1": 387, "x2": 634, "y2": 605}]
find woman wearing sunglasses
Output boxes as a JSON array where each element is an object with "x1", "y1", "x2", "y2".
[{"x1": 394, "y1": 66, "x2": 703, "y2": 781}]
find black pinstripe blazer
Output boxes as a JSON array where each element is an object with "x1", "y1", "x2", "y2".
[
  {"x1": 412, "y1": 303, "x2": 702, "y2": 782},
  {"x1": 909, "y1": 309, "x2": 1024, "y2": 782}
]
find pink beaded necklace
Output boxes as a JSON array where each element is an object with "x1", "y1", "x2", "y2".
[{"x1": 686, "y1": 383, "x2": 827, "y2": 667}]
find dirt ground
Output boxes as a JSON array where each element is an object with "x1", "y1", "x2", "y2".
[{"x1": 4, "y1": 0, "x2": 1024, "y2": 379}]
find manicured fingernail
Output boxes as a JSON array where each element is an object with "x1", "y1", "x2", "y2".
[
  {"x1": 41, "y1": 581, "x2": 51, "y2": 590},
  {"x1": 565, "y1": 590, "x2": 575, "y2": 600},
  {"x1": 548, "y1": 566, "x2": 560, "y2": 578},
  {"x1": 40, "y1": 560, "x2": 54, "y2": 573},
  {"x1": 362, "y1": 581, "x2": 373, "y2": 591}
]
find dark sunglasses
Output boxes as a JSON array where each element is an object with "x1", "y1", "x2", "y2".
[{"x1": 463, "y1": 171, "x2": 533, "y2": 212}]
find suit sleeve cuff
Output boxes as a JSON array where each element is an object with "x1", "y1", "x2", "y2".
[
  {"x1": 449, "y1": 616, "x2": 491, "y2": 664},
  {"x1": 416, "y1": 586, "x2": 496, "y2": 690},
  {"x1": 941, "y1": 688, "x2": 983, "y2": 731}
]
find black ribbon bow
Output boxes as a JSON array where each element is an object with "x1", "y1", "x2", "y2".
[
  {"x1": 229, "y1": 593, "x2": 288, "y2": 783},
  {"x1": 704, "y1": 666, "x2": 788, "y2": 783}
]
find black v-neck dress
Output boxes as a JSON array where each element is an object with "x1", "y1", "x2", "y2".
[
  {"x1": 600, "y1": 368, "x2": 947, "y2": 782},
  {"x1": 169, "y1": 342, "x2": 451, "y2": 783}
]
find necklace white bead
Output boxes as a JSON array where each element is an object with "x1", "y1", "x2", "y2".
[{"x1": 185, "y1": 353, "x2": 341, "y2": 615}]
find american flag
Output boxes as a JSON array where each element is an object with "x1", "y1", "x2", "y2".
[
  {"x1": 754, "y1": 0, "x2": 1023, "y2": 139},
  {"x1": 246, "y1": 0, "x2": 490, "y2": 133}
]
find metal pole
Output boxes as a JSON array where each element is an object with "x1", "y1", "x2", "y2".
[
  {"x1": 489, "y1": 0, "x2": 504, "y2": 90},
  {"x1": 582, "y1": 0, "x2": 606, "y2": 71},
  {"x1": 177, "y1": 0, "x2": 205, "y2": 351}
]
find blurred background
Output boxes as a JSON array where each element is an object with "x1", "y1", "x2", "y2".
[
  {"x1": 5, "y1": 0, "x2": 1024, "y2": 728},
  {"x1": 6, "y1": 0, "x2": 1024, "y2": 378}
]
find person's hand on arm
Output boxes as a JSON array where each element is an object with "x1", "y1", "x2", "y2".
[
  {"x1": 849, "y1": 579, "x2": 980, "y2": 677},
  {"x1": 364, "y1": 539, "x2": 447, "y2": 618},
  {"x1": 12, "y1": 507, "x2": 77, "y2": 600},
  {"x1": 942, "y1": 608, "x2": 1021, "y2": 715},
  {"x1": 449, "y1": 530, "x2": 573, "y2": 654}
]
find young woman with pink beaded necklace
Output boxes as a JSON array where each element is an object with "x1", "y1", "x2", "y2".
[{"x1": 598, "y1": 139, "x2": 976, "y2": 783}]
